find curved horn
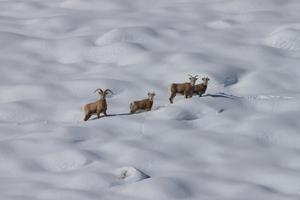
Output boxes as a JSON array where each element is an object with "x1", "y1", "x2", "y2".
[
  {"x1": 94, "y1": 88, "x2": 103, "y2": 94},
  {"x1": 188, "y1": 74, "x2": 193, "y2": 77},
  {"x1": 104, "y1": 89, "x2": 113, "y2": 94}
]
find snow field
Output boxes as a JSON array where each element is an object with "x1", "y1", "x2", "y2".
[{"x1": 0, "y1": 0, "x2": 300, "y2": 200}]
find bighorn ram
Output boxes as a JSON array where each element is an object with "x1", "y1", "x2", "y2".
[
  {"x1": 193, "y1": 77, "x2": 210, "y2": 97},
  {"x1": 83, "y1": 88, "x2": 113, "y2": 121},
  {"x1": 169, "y1": 74, "x2": 198, "y2": 104},
  {"x1": 130, "y1": 92, "x2": 155, "y2": 114}
]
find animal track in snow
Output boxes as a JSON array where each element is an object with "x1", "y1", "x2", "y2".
[
  {"x1": 38, "y1": 150, "x2": 93, "y2": 172},
  {"x1": 265, "y1": 25, "x2": 300, "y2": 51}
]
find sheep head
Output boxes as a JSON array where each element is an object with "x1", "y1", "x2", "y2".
[
  {"x1": 201, "y1": 77, "x2": 210, "y2": 85},
  {"x1": 147, "y1": 92, "x2": 155, "y2": 101},
  {"x1": 188, "y1": 74, "x2": 198, "y2": 86}
]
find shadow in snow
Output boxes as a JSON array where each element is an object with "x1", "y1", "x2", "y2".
[
  {"x1": 90, "y1": 113, "x2": 131, "y2": 120},
  {"x1": 202, "y1": 92, "x2": 242, "y2": 100},
  {"x1": 90, "y1": 115, "x2": 106, "y2": 120},
  {"x1": 89, "y1": 111, "x2": 151, "y2": 121},
  {"x1": 107, "y1": 112, "x2": 133, "y2": 117}
]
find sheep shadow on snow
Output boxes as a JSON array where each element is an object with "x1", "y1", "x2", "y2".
[
  {"x1": 90, "y1": 112, "x2": 137, "y2": 120},
  {"x1": 107, "y1": 113, "x2": 133, "y2": 117},
  {"x1": 109, "y1": 110, "x2": 152, "y2": 116},
  {"x1": 89, "y1": 113, "x2": 130, "y2": 120}
]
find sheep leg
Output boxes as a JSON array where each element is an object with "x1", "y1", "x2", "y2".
[
  {"x1": 130, "y1": 106, "x2": 137, "y2": 114},
  {"x1": 96, "y1": 110, "x2": 101, "y2": 118},
  {"x1": 169, "y1": 93, "x2": 176, "y2": 104},
  {"x1": 186, "y1": 90, "x2": 194, "y2": 98},
  {"x1": 103, "y1": 109, "x2": 108, "y2": 116},
  {"x1": 84, "y1": 113, "x2": 92, "y2": 121},
  {"x1": 184, "y1": 90, "x2": 189, "y2": 98},
  {"x1": 130, "y1": 107, "x2": 136, "y2": 114}
]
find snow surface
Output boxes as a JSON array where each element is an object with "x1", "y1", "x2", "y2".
[{"x1": 1, "y1": 0, "x2": 300, "y2": 199}]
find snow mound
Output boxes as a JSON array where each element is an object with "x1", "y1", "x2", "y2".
[
  {"x1": 62, "y1": 172, "x2": 112, "y2": 190},
  {"x1": 95, "y1": 27, "x2": 158, "y2": 46},
  {"x1": 114, "y1": 166, "x2": 150, "y2": 183},
  {"x1": 85, "y1": 43, "x2": 147, "y2": 65},
  {"x1": 0, "y1": 84, "x2": 48, "y2": 103},
  {"x1": 265, "y1": 25, "x2": 300, "y2": 51},
  {"x1": 207, "y1": 20, "x2": 233, "y2": 29},
  {"x1": 21, "y1": 37, "x2": 148, "y2": 65},
  {"x1": 0, "y1": 101, "x2": 38, "y2": 123},
  {"x1": 20, "y1": 37, "x2": 89, "y2": 64},
  {"x1": 117, "y1": 178, "x2": 192, "y2": 199},
  {"x1": 154, "y1": 105, "x2": 199, "y2": 121},
  {"x1": 0, "y1": 1, "x2": 48, "y2": 18},
  {"x1": 214, "y1": 0, "x2": 295, "y2": 12},
  {"x1": 38, "y1": 150, "x2": 93, "y2": 172},
  {"x1": 61, "y1": 0, "x2": 124, "y2": 11}
]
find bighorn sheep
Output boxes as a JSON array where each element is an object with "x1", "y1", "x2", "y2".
[
  {"x1": 193, "y1": 77, "x2": 210, "y2": 97},
  {"x1": 83, "y1": 88, "x2": 113, "y2": 121},
  {"x1": 169, "y1": 74, "x2": 198, "y2": 104},
  {"x1": 130, "y1": 92, "x2": 155, "y2": 114}
]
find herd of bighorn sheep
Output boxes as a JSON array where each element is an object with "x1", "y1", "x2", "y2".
[{"x1": 83, "y1": 75, "x2": 209, "y2": 121}]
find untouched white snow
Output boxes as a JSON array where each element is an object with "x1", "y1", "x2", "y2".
[{"x1": 1, "y1": 0, "x2": 300, "y2": 199}]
